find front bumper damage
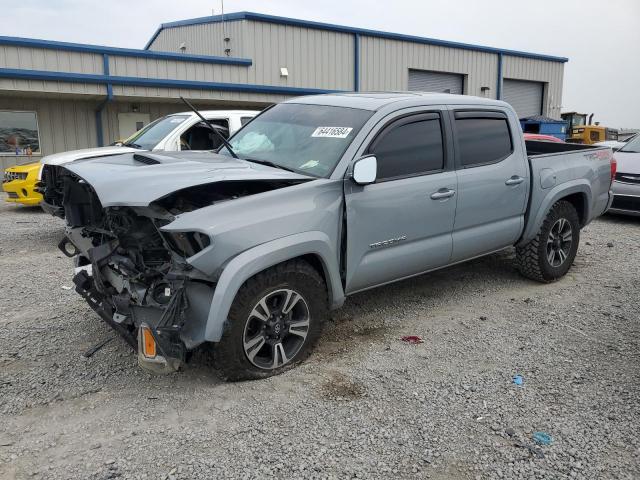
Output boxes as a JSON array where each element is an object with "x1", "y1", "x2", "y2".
[
  {"x1": 62, "y1": 214, "x2": 214, "y2": 374},
  {"x1": 54, "y1": 152, "x2": 311, "y2": 373}
]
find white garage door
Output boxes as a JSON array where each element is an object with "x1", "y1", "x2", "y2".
[
  {"x1": 408, "y1": 69, "x2": 463, "y2": 94},
  {"x1": 503, "y1": 79, "x2": 544, "y2": 118}
]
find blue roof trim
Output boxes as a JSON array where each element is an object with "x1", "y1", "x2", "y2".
[
  {"x1": 148, "y1": 11, "x2": 568, "y2": 63},
  {"x1": 0, "y1": 35, "x2": 252, "y2": 66},
  {"x1": 0, "y1": 67, "x2": 337, "y2": 96}
]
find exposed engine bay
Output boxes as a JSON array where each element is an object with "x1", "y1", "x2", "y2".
[{"x1": 59, "y1": 166, "x2": 305, "y2": 373}]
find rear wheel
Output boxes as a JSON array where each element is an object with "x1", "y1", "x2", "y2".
[
  {"x1": 214, "y1": 260, "x2": 327, "y2": 381},
  {"x1": 516, "y1": 200, "x2": 580, "y2": 282}
]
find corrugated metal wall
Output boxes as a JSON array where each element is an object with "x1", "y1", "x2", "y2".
[
  {"x1": 0, "y1": 44, "x2": 283, "y2": 104},
  {"x1": 0, "y1": 44, "x2": 105, "y2": 96},
  {"x1": 242, "y1": 20, "x2": 354, "y2": 90},
  {"x1": 0, "y1": 96, "x2": 99, "y2": 169},
  {"x1": 359, "y1": 36, "x2": 498, "y2": 98},
  {"x1": 149, "y1": 21, "x2": 246, "y2": 57},
  {"x1": 150, "y1": 20, "x2": 355, "y2": 91},
  {"x1": 502, "y1": 56, "x2": 564, "y2": 119}
]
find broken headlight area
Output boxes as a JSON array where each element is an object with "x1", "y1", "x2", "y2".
[
  {"x1": 61, "y1": 186, "x2": 215, "y2": 373},
  {"x1": 161, "y1": 230, "x2": 211, "y2": 258}
]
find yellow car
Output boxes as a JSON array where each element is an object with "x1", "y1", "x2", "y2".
[{"x1": 2, "y1": 162, "x2": 43, "y2": 206}]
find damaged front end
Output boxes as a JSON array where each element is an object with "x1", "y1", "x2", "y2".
[
  {"x1": 61, "y1": 173, "x2": 218, "y2": 374},
  {"x1": 55, "y1": 152, "x2": 312, "y2": 373}
]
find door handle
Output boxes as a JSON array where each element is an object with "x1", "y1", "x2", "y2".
[
  {"x1": 430, "y1": 188, "x2": 456, "y2": 200},
  {"x1": 505, "y1": 176, "x2": 524, "y2": 186}
]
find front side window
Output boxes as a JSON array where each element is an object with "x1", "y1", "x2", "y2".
[
  {"x1": 219, "y1": 103, "x2": 373, "y2": 177},
  {"x1": 0, "y1": 110, "x2": 40, "y2": 154},
  {"x1": 180, "y1": 119, "x2": 229, "y2": 151},
  {"x1": 455, "y1": 116, "x2": 513, "y2": 167},
  {"x1": 123, "y1": 115, "x2": 190, "y2": 150},
  {"x1": 369, "y1": 116, "x2": 444, "y2": 180}
]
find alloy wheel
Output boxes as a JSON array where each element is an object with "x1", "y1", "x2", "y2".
[
  {"x1": 242, "y1": 288, "x2": 310, "y2": 370},
  {"x1": 546, "y1": 218, "x2": 573, "y2": 267}
]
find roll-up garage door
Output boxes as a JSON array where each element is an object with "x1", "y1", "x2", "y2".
[
  {"x1": 503, "y1": 79, "x2": 544, "y2": 118},
  {"x1": 408, "y1": 69, "x2": 464, "y2": 94}
]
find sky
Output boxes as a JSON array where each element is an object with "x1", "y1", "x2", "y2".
[{"x1": 2, "y1": 0, "x2": 639, "y2": 128}]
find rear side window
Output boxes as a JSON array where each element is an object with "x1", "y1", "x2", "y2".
[
  {"x1": 455, "y1": 115, "x2": 513, "y2": 167},
  {"x1": 369, "y1": 115, "x2": 444, "y2": 180}
]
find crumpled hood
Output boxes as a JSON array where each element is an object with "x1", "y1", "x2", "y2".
[
  {"x1": 615, "y1": 151, "x2": 640, "y2": 175},
  {"x1": 63, "y1": 151, "x2": 312, "y2": 207}
]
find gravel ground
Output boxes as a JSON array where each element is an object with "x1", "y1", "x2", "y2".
[{"x1": 0, "y1": 196, "x2": 639, "y2": 480}]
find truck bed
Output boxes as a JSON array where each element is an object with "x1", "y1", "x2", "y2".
[
  {"x1": 519, "y1": 140, "x2": 613, "y2": 246},
  {"x1": 525, "y1": 139, "x2": 604, "y2": 158}
]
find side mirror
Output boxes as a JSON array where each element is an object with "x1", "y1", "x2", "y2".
[{"x1": 352, "y1": 155, "x2": 377, "y2": 185}]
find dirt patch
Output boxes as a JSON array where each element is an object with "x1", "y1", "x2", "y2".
[{"x1": 320, "y1": 371, "x2": 367, "y2": 400}]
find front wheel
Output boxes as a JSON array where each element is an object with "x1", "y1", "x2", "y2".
[
  {"x1": 516, "y1": 200, "x2": 580, "y2": 282},
  {"x1": 214, "y1": 260, "x2": 327, "y2": 381}
]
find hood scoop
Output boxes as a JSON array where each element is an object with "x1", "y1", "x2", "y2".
[{"x1": 133, "y1": 153, "x2": 174, "y2": 165}]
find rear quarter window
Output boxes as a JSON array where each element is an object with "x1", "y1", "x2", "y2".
[{"x1": 455, "y1": 116, "x2": 513, "y2": 167}]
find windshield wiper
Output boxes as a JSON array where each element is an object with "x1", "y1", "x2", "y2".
[
  {"x1": 122, "y1": 142, "x2": 143, "y2": 149},
  {"x1": 243, "y1": 157, "x2": 297, "y2": 173},
  {"x1": 179, "y1": 96, "x2": 239, "y2": 159}
]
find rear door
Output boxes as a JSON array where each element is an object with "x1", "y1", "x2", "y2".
[
  {"x1": 450, "y1": 110, "x2": 529, "y2": 262},
  {"x1": 344, "y1": 109, "x2": 457, "y2": 293}
]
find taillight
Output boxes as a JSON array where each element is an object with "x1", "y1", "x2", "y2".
[{"x1": 610, "y1": 157, "x2": 617, "y2": 185}]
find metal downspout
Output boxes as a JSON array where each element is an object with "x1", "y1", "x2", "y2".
[
  {"x1": 95, "y1": 53, "x2": 113, "y2": 147},
  {"x1": 353, "y1": 33, "x2": 360, "y2": 92},
  {"x1": 496, "y1": 53, "x2": 503, "y2": 100}
]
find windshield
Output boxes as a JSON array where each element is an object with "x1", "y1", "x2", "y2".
[
  {"x1": 123, "y1": 115, "x2": 190, "y2": 150},
  {"x1": 620, "y1": 134, "x2": 640, "y2": 153},
  {"x1": 219, "y1": 103, "x2": 373, "y2": 177},
  {"x1": 569, "y1": 115, "x2": 587, "y2": 127}
]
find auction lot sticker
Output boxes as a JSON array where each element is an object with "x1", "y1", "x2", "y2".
[{"x1": 311, "y1": 126, "x2": 353, "y2": 138}]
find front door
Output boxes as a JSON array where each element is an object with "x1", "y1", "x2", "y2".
[
  {"x1": 344, "y1": 111, "x2": 457, "y2": 293},
  {"x1": 450, "y1": 110, "x2": 529, "y2": 262}
]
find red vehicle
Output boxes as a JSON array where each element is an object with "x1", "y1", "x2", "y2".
[{"x1": 524, "y1": 133, "x2": 564, "y2": 143}]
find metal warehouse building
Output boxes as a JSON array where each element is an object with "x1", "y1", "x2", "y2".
[{"x1": 0, "y1": 11, "x2": 567, "y2": 169}]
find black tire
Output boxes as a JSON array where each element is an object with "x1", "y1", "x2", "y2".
[
  {"x1": 214, "y1": 259, "x2": 328, "y2": 381},
  {"x1": 516, "y1": 200, "x2": 580, "y2": 283}
]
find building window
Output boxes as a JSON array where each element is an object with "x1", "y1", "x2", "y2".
[{"x1": 0, "y1": 111, "x2": 41, "y2": 154}]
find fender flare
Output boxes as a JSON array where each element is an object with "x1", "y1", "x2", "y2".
[
  {"x1": 204, "y1": 231, "x2": 345, "y2": 342},
  {"x1": 517, "y1": 180, "x2": 592, "y2": 247}
]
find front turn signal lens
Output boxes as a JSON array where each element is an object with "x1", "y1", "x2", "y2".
[{"x1": 141, "y1": 326, "x2": 157, "y2": 358}]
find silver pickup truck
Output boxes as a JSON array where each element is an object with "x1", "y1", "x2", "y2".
[{"x1": 57, "y1": 93, "x2": 615, "y2": 380}]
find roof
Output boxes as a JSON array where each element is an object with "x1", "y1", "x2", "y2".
[
  {"x1": 285, "y1": 92, "x2": 511, "y2": 111},
  {"x1": 0, "y1": 35, "x2": 251, "y2": 66},
  {"x1": 145, "y1": 11, "x2": 569, "y2": 63}
]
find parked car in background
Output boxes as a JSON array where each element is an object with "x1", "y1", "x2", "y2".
[
  {"x1": 524, "y1": 133, "x2": 564, "y2": 143},
  {"x1": 595, "y1": 133, "x2": 638, "y2": 152},
  {"x1": 36, "y1": 110, "x2": 258, "y2": 214},
  {"x1": 609, "y1": 134, "x2": 640, "y2": 216},
  {"x1": 54, "y1": 93, "x2": 615, "y2": 380},
  {"x1": 2, "y1": 162, "x2": 42, "y2": 206}
]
